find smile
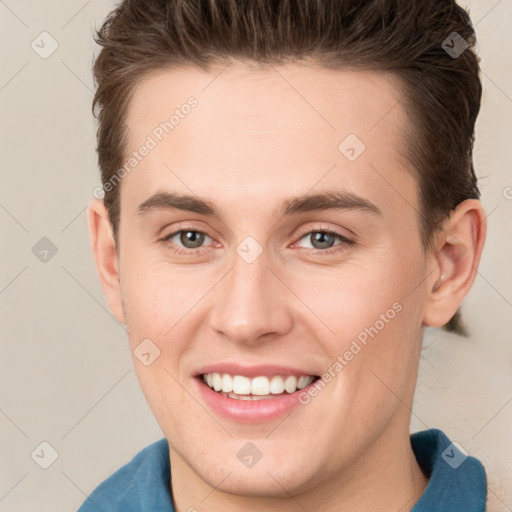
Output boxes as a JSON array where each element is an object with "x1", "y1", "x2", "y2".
[{"x1": 201, "y1": 373, "x2": 317, "y2": 400}]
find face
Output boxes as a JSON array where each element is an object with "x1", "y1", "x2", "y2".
[{"x1": 105, "y1": 62, "x2": 432, "y2": 497}]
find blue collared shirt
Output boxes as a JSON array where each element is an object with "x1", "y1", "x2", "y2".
[{"x1": 77, "y1": 428, "x2": 487, "y2": 511}]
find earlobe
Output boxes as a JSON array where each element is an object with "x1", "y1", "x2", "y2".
[
  {"x1": 423, "y1": 199, "x2": 486, "y2": 329},
  {"x1": 87, "y1": 198, "x2": 125, "y2": 324}
]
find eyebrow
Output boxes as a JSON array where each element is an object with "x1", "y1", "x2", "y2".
[{"x1": 136, "y1": 190, "x2": 382, "y2": 219}]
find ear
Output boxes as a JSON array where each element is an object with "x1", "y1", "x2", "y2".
[
  {"x1": 87, "y1": 198, "x2": 125, "y2": 324},
  {"x1": 422, "y1": 199, "x2": 486, "y2": 329}
]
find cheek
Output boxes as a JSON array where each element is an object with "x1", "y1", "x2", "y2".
[
  {"x1": 120, "y1": 258, "x2": 205, "y2": 341},
  {"x1": 288, "y1": 254, "x2": 425, "y2": 384},
  {"x1": 122, "y1": 265, "x2": 198, "y2": 424},
  {"x1": 289, "y1": 261, "x2": 406, "y2": 337}
]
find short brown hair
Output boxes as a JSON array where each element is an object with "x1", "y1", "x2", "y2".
[{"x1": 92, "y1": 0, "x2": 482, "y2": 336}]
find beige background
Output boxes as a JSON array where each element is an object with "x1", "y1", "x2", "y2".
[{"x1": 0, "y1": 1, "x2": 511, "y2": 510}]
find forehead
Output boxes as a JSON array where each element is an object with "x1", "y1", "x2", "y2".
[
  {"x1": 121, "y1": 62, "x2": 416, "y2": 217},
  {"x1": 126, "y1": 61, "x2": 407, "y2": 140}
]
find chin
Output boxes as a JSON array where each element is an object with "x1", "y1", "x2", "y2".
[
  {"x1": 205, "y1": 466, "x2": 312, "y2": 499},
  {"x1": 189, "y1": 444, "x2": 321, "y2": 498}
]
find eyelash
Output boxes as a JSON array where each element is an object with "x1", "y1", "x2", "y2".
[{"x1": 160, "y1": 226, "x2": 354, "y2": 256}]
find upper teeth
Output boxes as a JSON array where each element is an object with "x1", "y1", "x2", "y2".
[{"x1": 203, "y1": 373, "x2": 315, "y2": 395}]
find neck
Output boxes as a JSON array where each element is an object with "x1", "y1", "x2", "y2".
[{"x1": 169, "y1": 416, "x2": 429, "y2": 512}]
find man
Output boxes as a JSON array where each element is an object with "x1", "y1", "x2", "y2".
[{"x1": 80, "y1": 0, "x2": 487, "y2": 510}]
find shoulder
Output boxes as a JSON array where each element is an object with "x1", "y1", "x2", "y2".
[
  {"x1": 77, "y1": 438, "x2": 172, "y2": 512},
  {"x1": 410, "y1": 428, "x2": 487, "y2": 512}
]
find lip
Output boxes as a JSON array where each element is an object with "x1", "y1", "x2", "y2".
[{"x1": 193, "y1": 366, "x2": 320, "y2": 424}]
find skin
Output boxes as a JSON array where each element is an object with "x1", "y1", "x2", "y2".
[{"x1": 88, "y1": 61, "x2": 486, "y2": 511}]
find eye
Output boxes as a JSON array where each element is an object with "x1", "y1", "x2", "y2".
[
  {"x1": 295, "y1": 228, "x2": 354, "y2": 253},
  {"x1": 159, "y1": 226, "x2": 354, "y2": 256},
  {"x1": 161, "y1": 228, "x2": 213, "y2": 252}
]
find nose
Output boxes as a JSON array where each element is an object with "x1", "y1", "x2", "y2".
[{"x1": 208, "y1": 249, "x2": 293, "y2": 346}]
